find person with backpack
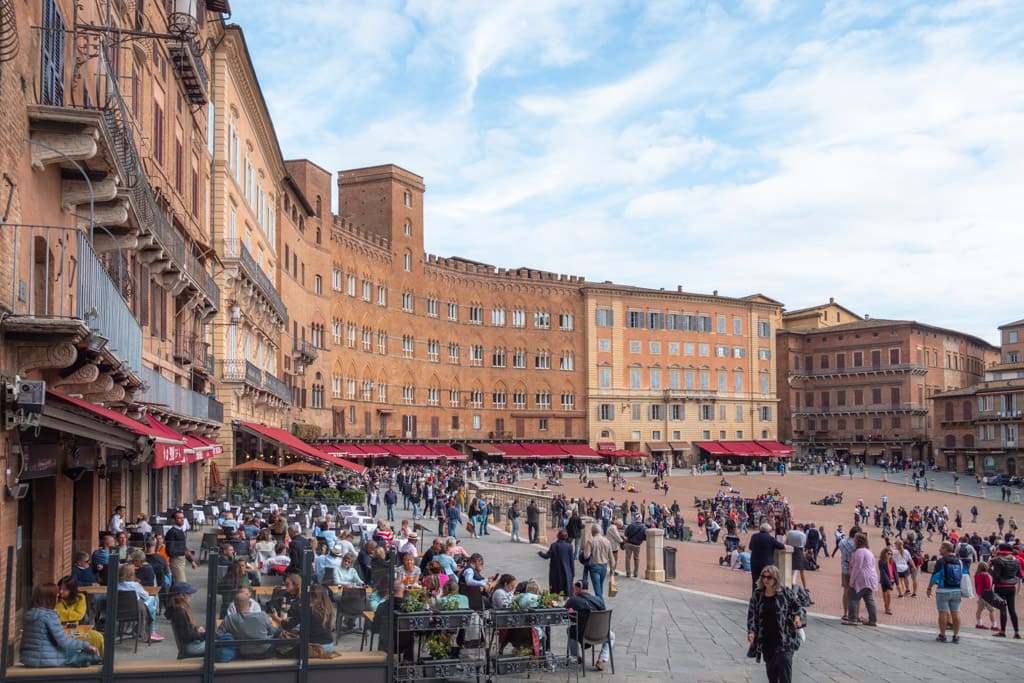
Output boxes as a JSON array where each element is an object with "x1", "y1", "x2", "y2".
[
  {"x1": 925, "y1": 541, "x2": 963, "y2": 643},
  {"x1": 989, "y1": 543, "x2": 1021, "y2": 638},
  {"x1": 956, "y1": 538, "x2": 977, "y2": 573}
]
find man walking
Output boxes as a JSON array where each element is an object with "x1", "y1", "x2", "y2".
[
  {"x1": 581, "y1": 525, "x2": 614, "y2": 598},
  {"x1": 831, "y1": 524, "x2": 845, "y2": 558},
  {"x1": 749, "y1": 523, "x2": 784, "y2": 591},
  {"x1": 384, "y1": 486, "x2": 397, "y2": 522},
  {"x1": 165, "y1": 510, "x2": 197, "y2": 584},
  {"x1": 970, "y1": 505, "x2": 979, "y2": 524}
]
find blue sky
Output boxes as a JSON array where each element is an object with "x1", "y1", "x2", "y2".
[{"x1": 230, "y1": 1, "x2": 1024, "y2": 345}]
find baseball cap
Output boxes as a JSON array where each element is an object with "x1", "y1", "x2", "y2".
[{"x1": 169, "y1": 582, "x2": 198, "y2": 595}]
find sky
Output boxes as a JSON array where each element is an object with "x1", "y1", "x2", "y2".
[{"x1": 230, "y1": 0, "x2": 1024, "y2": 345}]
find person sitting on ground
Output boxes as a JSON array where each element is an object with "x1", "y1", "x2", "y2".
[
  {"x1": 217, "y1": 590, "x2": 279, "y2": 659},
  {"x1": 20, "y1": 583, "x2": 100, "y2": 667},
  {"x1": 55, "y1": 576, "x2": 105, "y2": 655},
  {"x1": 165, "y1": 583, "x2": 205, "y2": 657}
]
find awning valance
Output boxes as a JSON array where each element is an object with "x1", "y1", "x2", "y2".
[
  {"x1": 468, "y1": 442, "x2": 505, "y2": 456},
  {"x1": 237, "y1": 421, "x2": 364, "y2": 473}
]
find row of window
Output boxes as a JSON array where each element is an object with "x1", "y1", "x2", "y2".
[
  {"x1": 597, "y1": 403, "x2": 773, "y2": 422},
  {"x1": 598, "y1": 366, "x2": 772, "y2": 393},
  {"x1": 596, "y1": 309, "x2": 771, "y2": 337},
  {"x1": 797, "y1": 387, "x2": 902, "y2": 408},
  {"x1": 328, "y1": 377, "x2": 576, "y2": 410},
  {"x1": 606, "y1": 429, "x2": 773, "y2": 442},
  {"x1": 797, "y1": 416, "x2": 908, "y2": 432}
]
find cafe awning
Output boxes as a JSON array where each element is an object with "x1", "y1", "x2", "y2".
[
  {"x1": 498, "y1": 443, "x2": 539, "y2": 459},
  {"x1": 236, "y1": 421, "x2": 364, "y2": 474},
  {"x1": 42, "y1": 390, "x2": 179, "y2": 455},
  {"x1": 755, "y1": 441, "x2": 793, "y2": 457},
  {"x1": 693, "y1": 441, "x2": 732, "y2": 456},
  {"x1": 469, "y1": 442, "x2": 505, "y2": 456},
  {"x1": 668, "y1": 441, "x2": 690, "y2": 452},
  {"x1": 425, "y1": 444, "x2": 467, "y2": 461},
  {"x1": 597, "y1": 442, "x2": 616, "y2": 451},
  {"x1": 528, "y1": 443, "x2": 569, "y2": 457},
  {"x1": 646, "y1": 441, "x2": 671, "y2": 452},
  {"x1": 559, "y1": 444, "x2": 602, "y2": 457},
  {"x1": 143, "y1": 417, "x2": 190, "y2": 469}
]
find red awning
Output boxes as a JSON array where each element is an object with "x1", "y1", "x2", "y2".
[
  {"x1": 425, "y1": 444, "x2": 467, "y2": 461},
  {"x1": 694, "y1": 441, "x2": 731, "y2": 456},
  {"x1": 468, "y1": 442, "x2": 505, "y2": 456},
  {"x1": 528, "y1": 443, "x2": 569, "y2": 457},
  {"x1": 597, "y1": 441, "x2": 616, "y2": 451},
  {"x1": 718, "y1": 441, "x2": 771, "y2": 456},
  {"x1": 499, "y1": 443, "x2": 539, "y2": 459},
  {"x1": 48, "y1": 390, "x2": 169, "y2": 440},
  {"x1": 571, "y1": 454, "x2": 604, "y2": 461},
  {"x1": 143, "y1": 417, "x2": 189, "y2": 469},
  {"x1": 237, "y1": 421, "x2": 364, "y2": 474},
  {"x1": 358, "y1": 443, "x2": 390, "y2": 457},
  {"x1": 559, "y1": 444, "x2": 601, "y2": 457},
  {"x1": 755, "y1": 441, "x2": 793, "y2": 457},
  {"x1": 184, "y1": 434, "x2": 221, "y2": 463},
  {"x1": 315, "y1": 444, "x2": 345, "y2": 458}
]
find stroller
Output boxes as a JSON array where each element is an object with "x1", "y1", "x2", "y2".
[
  {"x1": 719, "y1": 533, "x2": 741, "y2": 566},
  {"x1": 804, "y1": 546, "x2": 819, "y2": 571}
]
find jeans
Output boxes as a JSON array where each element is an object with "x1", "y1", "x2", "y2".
[
  {"x1": 370, "y1": 503, "x2": 378, "y2": 517},
  {"x1": 847, "y1": 587, "x2": 877, "y2": 623},
  {"x1": 386, "y1": 504, "x2": 395, "y2": 521},
  {"x1": 588, "y1": 563, "x2": 608, "y2": 598},
  {"x1": 528, "y1": 522, "x2": 539, "y2": 544},
  {"x1": 480, "y1": 513, "x2": 490, "y2": 535},
  {"x1": 569, "y1": 629, "x2": 614, "y2": 662},
  {"x1": 412, "y1": 502, "x2": 419, "y2": 518},
  {"x1": 763, "y1": 649, "x2": 793, "y2": 683},
  {"x1": 624, "y1": 544, "x2": 641, "y2": 577},
  {"x1": 511, "y1": 519, "x2": 521, "y2": 541},
  {"x1": 447, "y1": 520, "x2": 459, "y2": 538}
]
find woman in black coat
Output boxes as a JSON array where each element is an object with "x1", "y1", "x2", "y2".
[
  {"x1": 538, "y1": 529, "x2": 575, "y2": 596},
  {"x1": 747, "y1": 565, "x2": 804, "y2": 683},
  {"x1": 565, "y1": 511, "x2": 584, "y2": 558}
]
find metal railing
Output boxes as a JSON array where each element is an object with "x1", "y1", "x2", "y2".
[
  {"x1": 790, "y1": 363, "x2": 928, "y2": 379},
  {"x1": 219, "y1": 359, "x2": 291, "y2": 404},
  {"x1": 137, "y1": 365, "x2": 223, "y2": 423},
  {"x1": 294, "y1": 338, "x2": 318, "y2": 361},
  {"x1": 173, "y1": 334, "x2": 213, "y2": 374},
  {"x1": 86, "y1": 42, "x2": 220, "y2": 309},
  {"x1": 262, "y1": 369, "x2": 291, "y2": 402},
  {"x1": 793, "y1": 403, "x2": 929, "y2": 416},
  {"x1": 1, "y1": 224, "x2": 142, "y2": 375},
  {"x1": 222, "y1": 239, "x2": 288, "y2": 322},
  {"x1": 663, "y1": 389, "x2": 718, "y2": 400}
]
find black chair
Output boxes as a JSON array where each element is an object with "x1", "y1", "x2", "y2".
[
  {"x1": 198, "y1": 533, "x2": 220, "y2": 563},
  {"x1": 336, "y1": 586, "x2": 368, "y2": 641},
  {"x1": 580, "y1": 609, "x2": 614, "y2": 676},
  {"x1": 114, "y1": 591, "x2": 148, "y2": 653}
]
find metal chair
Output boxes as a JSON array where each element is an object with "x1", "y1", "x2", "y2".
[
  {"x1": 114, "y1": 591, "x2": 148, "y2": 653},
  {"x1": 197, "y1": 533, "x2": 220, "y2": 563},
  {"x1": 580, "y1": 609, "x2": 614, "y2": 676},
  {"x1": 335, "y1": 586, "x2": 368, "y2": 641}
]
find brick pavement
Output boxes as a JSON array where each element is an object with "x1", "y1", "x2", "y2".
[{"x1": 440, "y1": 500, "x2": 1024, "y2": 682}]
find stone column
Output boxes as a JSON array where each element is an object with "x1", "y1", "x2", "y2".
[
  {"x1": 774, "y1": 545, "x2": 794, "y2": 589},
  {"x1": 904, "y1": 474, "x2": 910, "y2": 487},
  {"x1": 882, "y1": 472, "x2": 888, "y2": 482},
  {"x1": 645, "y1": 528, "x2": 666, "y2": 582},
  {"x1": 955, "y1": 484, "x2": 961, "y2": 496},
  {"x1": 535, "y1": 508, "x2": 550, "y2": 545},
  {"x1": 1014, "y1": 491, "x2": 1021, "y2": 505},
  {"x1": 980, "y1": 486, "x2": 987, "y2": 499}
]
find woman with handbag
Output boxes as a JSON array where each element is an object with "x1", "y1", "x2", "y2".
[
  {"x1": 973, "y1": 562, "x2": 1002, "y2": 631},
  {"x1": 747, "y1": 565, "x2": 804, "y2": 683}
]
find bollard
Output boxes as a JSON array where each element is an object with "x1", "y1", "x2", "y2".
[
  {"x1": 882, "y1": 473, "x2": 888, "y2": 482},
  {"x1": 761, "y1": 464, "x2": 767, "y2": 475},
  {"x1": 1014, "y1": 492, "x2": 1021, "y2": 505},
  {"x1": 980, "y1": 486, "x2": 986, "y2": 499},
  {"x1": 955, "y1": 484, "x2": 961, "y2": 496},
  {"x1": 645, "y1": 527, "x2": 666, "y2": 582},
  {"x1": 774, "y1": 545, "x2": 794, "y2": 589},
  {"x1": 904, "y1": 474, "x2": 910, "y2": 487},
  {"x1": 535, "y1": 508, "x2": 550, "y2": 545}
]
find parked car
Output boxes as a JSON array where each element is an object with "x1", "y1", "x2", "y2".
[
  {"x1": 1009, "y1": 476, "x2": 1024, "y2": 488},
  {"x1": 983, "y1": 474, "x2": 1011, "y2": 486}
]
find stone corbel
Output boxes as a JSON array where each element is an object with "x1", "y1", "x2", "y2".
[
  {"x1": 84, "y1": 384, "x2": 126, "y2": 403},
  {"x1": 92, "y1": 229, "x2": 139, "y2": 254},
  {"x1": 161, "y1": 271, "x2": 188, "y2": 296},
  {"x1": 62, "y1": 174, "x2": 118, "y2": 211},
  {"x1": 30, "y1": 128, "x2": 99, "y2": 171},
  {"x1": 58, "y1": 373, "x2": 113, "y2": 397},
  {"x1": 51, "y1": 362, "x2": 100, "y2": 389},
  {"x1": 83, "y1": 200, "x2": 130, "y2": 227},
  {"x1": 16, "y1": 342, "x2": 78, "y2": 374}
]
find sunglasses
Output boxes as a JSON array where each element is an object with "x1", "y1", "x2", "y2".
[{"x1": 760, "y1": 574, "x2": 775, "y2": 580}]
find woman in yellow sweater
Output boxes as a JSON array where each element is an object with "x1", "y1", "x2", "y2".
[{"x1": 56, "y1": 576, "x2": 104, "y2": 655}]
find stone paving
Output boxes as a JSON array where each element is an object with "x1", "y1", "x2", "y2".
[{"x1": 440, "y1": 487, "x2": 1024, "y2": 682}]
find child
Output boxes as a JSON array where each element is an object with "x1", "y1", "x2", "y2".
[
  {"x1": 973, "y1": 562, "x2": 1000, "y2": 631},
  {"x1": 878, "y1": 547, "x2": 897, "y2": 616}
]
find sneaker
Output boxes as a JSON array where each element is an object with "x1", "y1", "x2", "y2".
[
  {"x1": 951, "y1": 636, "x2": 960, "y2": 644},
  {"x1": 976, "y1": 624, "x2": 989, "y2": 630},
  {"x1": 841, "y1": 619, "x2": 859, "y2": 626},
  {"x1": 884, "y1": 610, "x2": 894, "y2": 615},
  {"x1": 935, "y1": 634, "x2": 946, "y2": 642},
  {"x1": 864, "y1": 622, "x2": 878, "y2": 627},
  {"x1": 150, "y1": 633, "x2": 165, "y2": 642},
  {"x1": 1015, "y1": 633, "x2": 1022, "y2": 639},
  {"x1": 993, "y1": 631, "x2": 1006, "y2": 637}
]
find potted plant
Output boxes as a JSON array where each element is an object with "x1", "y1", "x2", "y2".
[
  {"x1": 432, "y1": 594, "x2": 474, "y2": 629},
  {"x1": 422, "y1": 633, "x2": 459, "y2": 677},
  {"x1": 495, "y1": 645, "x2": 535, "y2": 675},
  {"x1": 340, "y1": 487, "x2": 367, "y2": 505}
]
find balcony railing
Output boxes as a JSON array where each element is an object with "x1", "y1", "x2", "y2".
[
  {"x1": 167, "y1": 38, "x2": 209, "y2": 105},
  {"x1": 220, "y1": 359, "x2": 291, "y2": 404},
  {"x1": 662, "y1": 389, "x2": 718, "y2": 401},
  {"x1": 78, "y1": 44, "x2": 220, "y2": 310},
  {"x1": 2, "y1": 224, "x2": 142, "y2": 375},
  {"x1": 789, "y1": 363, "x2": 928, "y2": 379},
  {"x1": 793, "y1": 403, "x2": 929, "y2": 416},
  {"x1": 222, "y1": 239, "x2": 288, "y2": 323},
  {"x1": 173, "y1": 334, "x2": 214, "y2": 375},
  {"x1": 137, "y1": 365, "x2": 223, "y2": 423},
  {"x1": 294, "y1": 339, "x2": 318, "y2": 363}
]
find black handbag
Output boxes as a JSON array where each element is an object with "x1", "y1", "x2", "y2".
[{"x1": 981, "y1": 589, "x2": 1007, "y2": 610}]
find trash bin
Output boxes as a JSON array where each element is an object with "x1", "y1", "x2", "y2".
[
  {"x1": 663, "y1": 546, "x2": 678, "y2": 581},
  {"x1": 681, "y1": 526, "x2": 692, "y2": 542}
]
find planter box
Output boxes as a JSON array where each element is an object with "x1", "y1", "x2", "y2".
[
  {"x1": 395, "y1": 611, "x2": 435, "y2": 630},
  {"x1": 395, "y1": 609, "x2": 475, "y2": 630},
  {"x1": 492, "y1": 608, "x2": 567, "y2": 628},
  {"x1": 421, "y1": 658, "x2": 461, "y2": 678},
  {"x1": 432, "y1": 609, "x2": 475, "y2": 629},
  {"x1": 494, "y1": 655, "x2": 534, "y2": 675}
]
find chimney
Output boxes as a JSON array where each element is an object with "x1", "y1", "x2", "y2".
[
  {"x1": 829, "y1": 297, "x2": 835, "y2": 304},
  {"x1": 677, "y1": 285, "x2": 682, "y2": 293},
  {"x1": 865, "y1": 314, "x2": 870, "y2": 319},
  {"x1": 713, "y1": 290, "x2": 718, "y2": 296}
]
